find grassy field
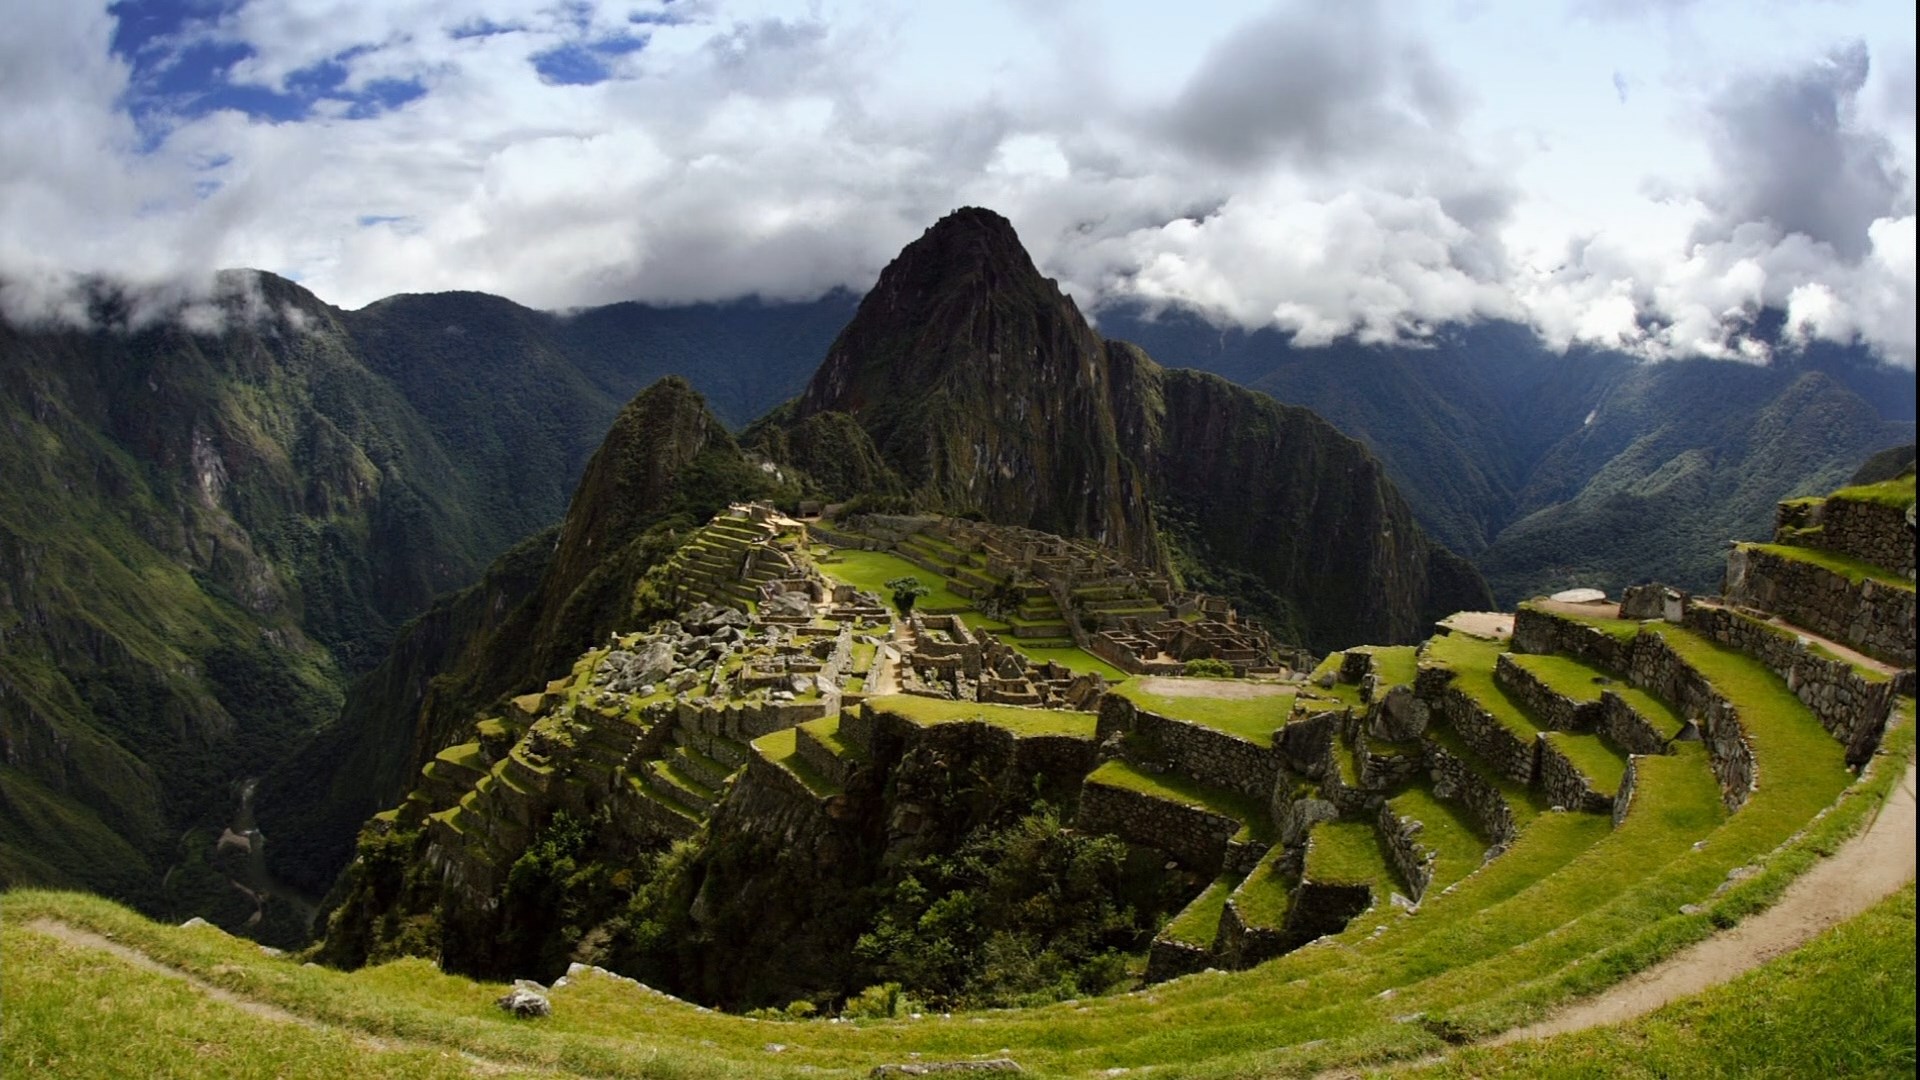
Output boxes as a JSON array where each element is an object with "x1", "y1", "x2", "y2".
[
  {"x1": 1409, "y1": 883, "x2": 1917, "y2": 1079},
  {"x1": 1112, "y1": 681, "x2": 1294, "y2": 746},
  {"x1": 866, "y1": 694, "x2": 1097, "y2": 738},
  {"x1": 1011, "y1": 643, "x2": 1130, "y2": 681},
  {"x1": 813, "y1": 549, "x2": 986, "y2": 621}
]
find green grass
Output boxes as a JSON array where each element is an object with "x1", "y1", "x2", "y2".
[
  {"x1": 798, "y1": 715, "x2": 867, "y2": 762},
  {"x1": 812, "y1": 548, "x2": 978, "y2": 617},
  {"x1": 1231, "y1": 847, "x2": 1296, "y2": 928},
  {"x1": 1084, "y1": 759, "x2": 1274, "y2": 844},
  {"x1": 864, "y1": 694, "x2": 1097, "y2": 738},
  {"x1": 1366, "y1": 645, "x2": 1419, "y2": 689},
  {"x1": 1428, "y1": 633, "x2": 1629, "y2": 794},
  {"x1": 1409, "y1": 883, "x2": 1917, "y2": 1079},
  {"x1": 0, "y1": 921, "x2": 489, "y2": 1079},
  {"x1": 1113, "y1": 681, "x2": 1294, "y2": 746},
  {"x1": 1744, "y1": 541, "x2": 1916, "y2": 591},
  {"x1": 1828, "y1": 472, "x2": 1916, "y2": 508},
  {"x1": 1005, "y1": 643, "x2": 1129, "y2": 681},
  {"x1": 0, "y1": 629, "x2": 1900, "y2": 1079},
  {"x1": 749, "y1": 729, "x2": 841, "y2": 798},
  {"x1": 1305, "y1": 819, "x2": 1398, "y2": 889},
  {"x1": 1507, "y1": 652, "x2": 1688, "y2": 735},
  {"x1": 1162, "y1": 874, "x2": 1236, "y2": 945},
  {"x1": 1387, "y1": 786, "x2": 1489, "y2": 894}
]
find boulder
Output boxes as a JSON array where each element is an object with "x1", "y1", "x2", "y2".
[
  {"x1": 1619, "y1": 583, "x2": 1665, "y2": 621},
  {"x1": 1371, "y1": 685, "x2": 1429, "y2": 741},
  {"x1": 496, "y1": 980, "x2": 551, "y2": 1019}
]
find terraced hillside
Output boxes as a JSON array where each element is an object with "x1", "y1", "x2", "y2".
[{"x1": 5, "y1": 474, "x2": 1913, "y2": 1077}]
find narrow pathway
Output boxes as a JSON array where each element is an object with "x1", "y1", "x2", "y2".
[
  {"x1": 19, "y1": 919, "x2": 557, "y2": 1077},
  {"x1": 1491, "y1": 755, "x2": 1916, "y2": 1042}
]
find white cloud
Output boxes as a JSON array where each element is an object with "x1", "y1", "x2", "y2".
[{"x1": 0, "y1": 0, "x2": 1912, "y2": 370}]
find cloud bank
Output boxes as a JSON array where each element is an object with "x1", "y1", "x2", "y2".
[{"x1": 1, "y1": 0, "x2": 1913, "y2": 367}]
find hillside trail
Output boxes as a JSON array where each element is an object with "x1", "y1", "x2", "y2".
[
  {"x1": 1316, "y1": 753, "x2": 1916, "y2": 1078},
  {"x1": 19, "y1": 918, "x2": 561, "y2": 1078},
  {"x1": 1490, "y1": 753, "x2": 1916, "y2": 1043}
]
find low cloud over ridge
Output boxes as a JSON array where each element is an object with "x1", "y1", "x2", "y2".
[{"x1": 2, "y1": 0, "x2": 1914, "y2": 368}]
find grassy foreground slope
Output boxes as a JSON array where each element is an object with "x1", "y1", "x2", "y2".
[{"x1": 3, "y1": 702, "x2": 1907, "y2": 1078}]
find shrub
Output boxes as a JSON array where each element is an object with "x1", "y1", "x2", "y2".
[{"x1": 1183, "y1": 657, "x2": 1236, "y2": 678}]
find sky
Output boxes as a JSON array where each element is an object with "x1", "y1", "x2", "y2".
[{"x1": 1, "y1": 0, "x2": 1914, "y2": 366}]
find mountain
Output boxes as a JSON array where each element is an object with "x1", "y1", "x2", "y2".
[
  {"x1": 0, "y1": 276, "x2": 491, "y2": 930},
  {"x1": 1094, "y1": 306, "x2": 1914, "y2": 601},
  {"x1": 788, "y1": 207, "x2": 1490, "y2": 646},
  {"x1": 259, "y1": 378, "x2": 802, "y2": 893},
  {"x1": 0, "y1": 275, "x2": 850, "y2": 923},
  {"x1": 280, "y1": 208, "x2": 1489, "y2": 900}
]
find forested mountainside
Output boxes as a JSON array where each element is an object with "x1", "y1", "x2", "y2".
[
  {"x1": 1096, "y1": 306, "x2": 1914, "y2": 602},
  {"x1": 0, "y1": 273, "x2": 847, "y2": 922}
]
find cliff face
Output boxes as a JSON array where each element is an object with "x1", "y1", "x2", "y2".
[{"x1": 789, "y1": 207, "x2": 1490, "y2": 648}]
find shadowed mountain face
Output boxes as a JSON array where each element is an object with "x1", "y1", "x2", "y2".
[
  {"x1": 791, "y1": 207, "x2": 1491, "y2": 647},
  {"x1": 1094, "y1": 306, "x2": 1914, "y2": 602}
]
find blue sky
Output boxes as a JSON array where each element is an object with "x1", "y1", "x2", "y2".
[{"x1": 2, "y1": 1, "x2": 1914, "y2": 366}]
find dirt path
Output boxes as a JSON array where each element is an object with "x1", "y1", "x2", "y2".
[
  {"x1": 1491, "y1": 754, "x2": 1917, "y2": 1043},
  {"x1": 20, "y1": 919, "x2": 547, "y2": 1077}
]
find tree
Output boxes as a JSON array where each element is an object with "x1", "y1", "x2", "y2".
[
  {"x1": 884, "y1": 576, "x2": 931, "y2": 615},
  {"x1": 1182, "y1": 657, "x2": 1236, "y2": 678}
]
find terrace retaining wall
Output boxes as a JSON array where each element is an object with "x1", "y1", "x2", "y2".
[{"x1": 1724, "y1": 545, "x2": 1915, "y2": 668}]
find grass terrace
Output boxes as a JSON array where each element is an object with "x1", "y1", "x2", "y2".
[
  {"x1": 1084, "y1": 759, "x2": 1274, "y2": 844},
  {"x1": 1366, "y1": 645, "x2": 1419, "y2": 689},
  {"x1": 1506, "y1": 652, "x2": 1687, "y2": 736},
  {"x1": 1305, "y1": 819, "x2": 1399, "y2": 888},
  {"x1": 797, "y1": 715, "x2": 867, "y2": 762},
  {"x1": 1113, "y1": 681, "x2": 1294, "y2": 746},
  {"x1": 1388, "y1": 786, "x2": 1491, "y2": 894},
  {"x1": 864, "y1": 694, "x2": 1097, "y2": 739},
  {"x1": 1427, "y1": 632, "x2": 1631, "y2": 794},
  {"x1": 749, "y1": 728, "x2": 841, "y2": 798},
  {"x1": 1162, "y1": 874, "x2": 1237, "y2": 945},
  {"x1": 0, "y1": 694, "x2": 1903, "y2": 1080},
  {"x1": 1231, "y1": 846, "x2": 1296, "y2": 928},
  {"x1": 1409, "y1": 883, "x2": 1915, "y2": 1078},
  {"x1": 1828, "y1": 472, "x2": 1917, "y2": 508},
  {"x1": 1743, "y1": 541, "x2": 1917, "y2": 591},
  {"x1": 1003, "y1": 642, "x2": 1129, "y2": 681},
  {"x1": 812, "y1": 549, "x2": 987, "y2": 622}
]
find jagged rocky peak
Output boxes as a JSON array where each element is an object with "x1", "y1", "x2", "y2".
[{"x1": 793, "y1": 206, "x2": 1157, "y2": 563}]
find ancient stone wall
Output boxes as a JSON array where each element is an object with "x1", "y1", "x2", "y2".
[
  {"x1": 1422, "y1": 739, "x2": 1517, "y2": 849},
  {"x1": 1536, "y1": 735, "x2": 1614, "y2": 814},
  {"x1": 1611, "y1": 755, "x2": 1639, "y2": 828},
  {"x1": 1216, "y1": 901, "x2": 1291, "y2": 969},
  {"x1": 1433, "y1": 687, "x2": 1536, "y2": 785},
  {"x1": 1725, "y1": 545, "x2": 1915, "y2": 668},
  {"x1": 1512, "y1": 607, "x2": 1632, "y2": 673},
  {"x1": 1097, "y1": 695, "x2": 1279, "y2": 799},
  {"x1": 1625, "y1": 634, "x2": 1756, "y2": 811},
  {"x1": 1282, "y1": 877, "x2": 1372, "y2": 943},
  {"x1": 1075, "y1": 781, "x2": 1242, "y2": 875},
  {"x1": 1682, "y1": 604, "x2": 1907, "y2": 765},
  {"x1": 1377, "y1": 803, "x2": 1434, "y2": 902},
  {"x1": 1145, "y1": 938, "x2": 1214, "y2": 983},
  {"x1": 1493, "y1": 654, "x2": 1594, "y2": 732},
  {"x1": 1819, "y1": 497, "x2": 1916, "y2": 579},
  {"x1": 1596, "y1": 693, "x2": 1670, "y2": 756}
]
